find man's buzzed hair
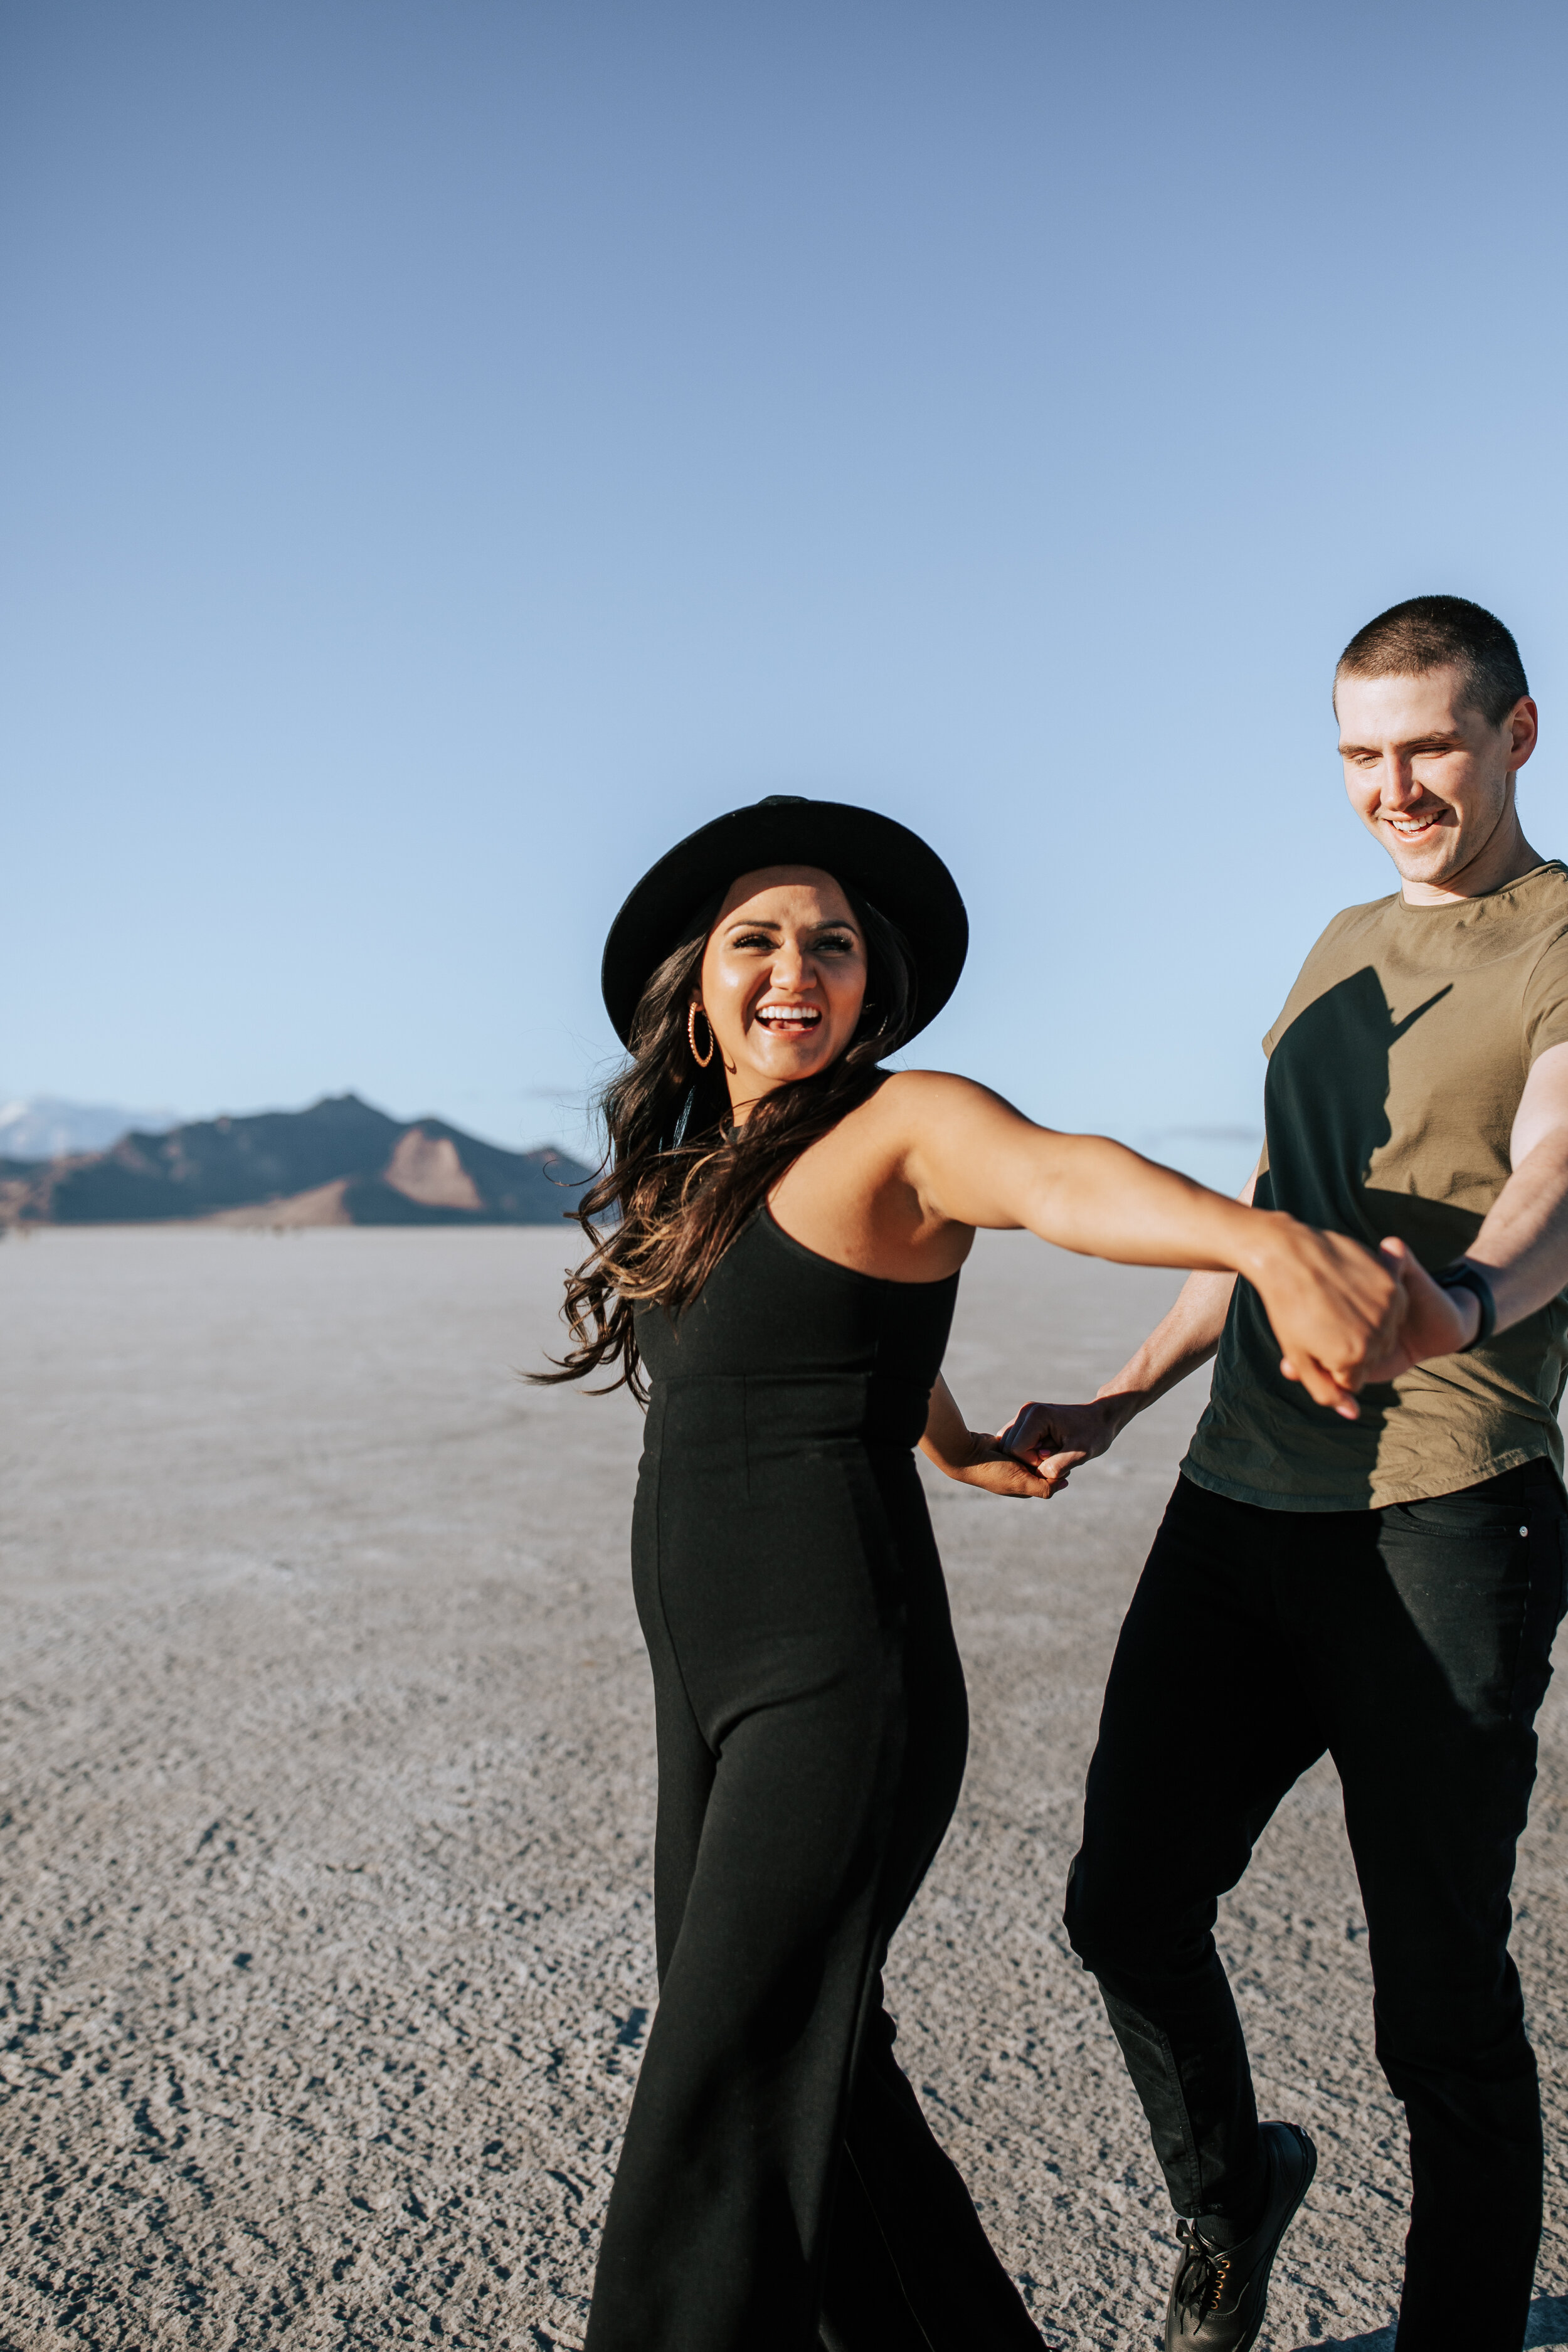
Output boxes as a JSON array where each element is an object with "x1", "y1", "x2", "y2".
[{"x1": 1337, "y1": 595, "x2": 1529, "y2": 728}]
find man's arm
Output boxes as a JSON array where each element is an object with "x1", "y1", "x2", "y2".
[
  {"x1": 1000, "y1": 1164, "x2": 1259, "y2": 1481},
  {"x1": 1380, "y1": 1040, "x2": 1568, "y2": 1356}
]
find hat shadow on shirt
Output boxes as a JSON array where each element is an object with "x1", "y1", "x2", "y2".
[
  {"x1": 1258, "y1": 964, "x2": 1475, "y2": 1266},
  {"x1": 1221, "y1": 963, "x2": 1473, "y2": 1510}
]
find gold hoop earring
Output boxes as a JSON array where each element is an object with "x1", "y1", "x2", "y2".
[{"x1": 687, "y1": 1003, "x2": 716, "y2": 1067}]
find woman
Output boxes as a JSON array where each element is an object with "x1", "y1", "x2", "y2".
[{"x1": 544, "y1": 795, "x2": 1404, "y2": 2352}]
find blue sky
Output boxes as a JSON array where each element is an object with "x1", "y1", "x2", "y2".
[{"x1": 4, "y1": 1, "x2": 1565, "y2": 1186}]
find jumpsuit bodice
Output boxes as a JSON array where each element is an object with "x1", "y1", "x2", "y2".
[{"x1": 633, "y1": 1202, "x2": 958, "y2": 1453}]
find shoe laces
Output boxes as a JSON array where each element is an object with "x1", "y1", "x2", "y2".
[{"x1": 1173, "y1": 2218, "x2": 1233, "y2": 2318}]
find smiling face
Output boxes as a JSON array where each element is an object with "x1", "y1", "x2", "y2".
[
  {"x1": 1335, "y1": 664, "x2": 1540, "y2": 902},
  {"x1": 697, "y1": 866, "x2": 869, "y2": 1118}
]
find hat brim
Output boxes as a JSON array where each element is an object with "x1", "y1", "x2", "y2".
[{"x1": 600, "y1": 798, "x2": 968, "y2": 1049}]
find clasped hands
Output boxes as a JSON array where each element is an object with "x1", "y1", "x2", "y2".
[{"x1": 937, "y1": 1234, "x2": 1482, "y2": 1504}]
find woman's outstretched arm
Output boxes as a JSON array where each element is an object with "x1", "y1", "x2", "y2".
[{"x1": 891, "y1": 1073, "x2": 1408, "y2": 1417}]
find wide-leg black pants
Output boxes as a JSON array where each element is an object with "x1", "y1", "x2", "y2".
[
  {"x1": 1064, "y1": 1464, "x2": 1567, "y2": 2352},
  {"x1": 584, "y1": 1406, "x2": 1044, "y2": 2352}
]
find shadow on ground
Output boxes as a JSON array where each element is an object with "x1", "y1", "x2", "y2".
[{"x1": 1291, "y1": 2295, "x2": 1568, "y2": 2351}]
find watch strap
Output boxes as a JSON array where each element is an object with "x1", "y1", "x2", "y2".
[{"x1": 1434, "y1": 1261, "x2": 1496, "y2": 1351}]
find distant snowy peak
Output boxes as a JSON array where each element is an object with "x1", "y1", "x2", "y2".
[{"x1": 0, "y1": 1096, "x2": 181, "y2": 1162}]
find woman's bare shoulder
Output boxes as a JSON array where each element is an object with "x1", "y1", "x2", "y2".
[{"x1": 867, "y1": 1068, "x2": 1029, "y2": 1124}]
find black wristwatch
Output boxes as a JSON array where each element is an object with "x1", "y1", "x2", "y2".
[{"x1": 1434, "y1": 1261, "x2": 1497, "y2": 1350}]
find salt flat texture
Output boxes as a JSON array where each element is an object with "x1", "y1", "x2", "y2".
[{"x1": 1, "y1": 1226, "x2": 1565, "y2": 2351}]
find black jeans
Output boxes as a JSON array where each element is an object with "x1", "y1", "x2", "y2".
[{"x1": 1064, "y1": 1463, "x2": 1567, "y2": 2352}]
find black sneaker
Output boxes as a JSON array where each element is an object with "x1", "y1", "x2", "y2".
[{"x1": 1163, "y1": 2121, "x2": 1317, "y2": 2351}]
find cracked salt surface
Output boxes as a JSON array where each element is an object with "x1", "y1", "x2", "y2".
[{"x1": 1, "y1": 1226, "x2": 1565, "y2": 2348}]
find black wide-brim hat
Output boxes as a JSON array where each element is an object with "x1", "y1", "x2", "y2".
[{"x1": 601, "y1": 795, "x2": 968, "y2": 1047}]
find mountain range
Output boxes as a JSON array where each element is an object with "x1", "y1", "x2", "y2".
[{"x1": 0, "y1": 1094, "x2": 593, "y2": 1228}]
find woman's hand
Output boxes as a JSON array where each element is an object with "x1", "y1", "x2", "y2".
[
  {"x1": 933, "y1": 1424, "x2": 1070, "y2": 1500},
  {"x1": 1241, "y1": 1216, "x2": 1410, "y2": 1416},
  {"x1": 919, "y1": 1371, "x2": 1065, "y2": 1498}
]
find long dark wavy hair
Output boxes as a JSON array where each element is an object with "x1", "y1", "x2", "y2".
[{"x1": 539, "y1": 879, "x2": 918, "y2": 1398}]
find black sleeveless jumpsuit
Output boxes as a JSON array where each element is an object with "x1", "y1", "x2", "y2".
[{"x1": 583, "y1": 1207, "x2": 1045, "y2": 2352}]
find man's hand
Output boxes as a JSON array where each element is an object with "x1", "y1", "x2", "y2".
[
  {"x1": 1364, "y1": 1237, "x2": 1483, "y2": 1372},
  {"x1": 995, "y1": 1396, "x2": 1131, "y2": 1488}
]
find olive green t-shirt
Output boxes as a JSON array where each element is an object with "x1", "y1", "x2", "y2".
[{"x1": 1184, "y1": 860, "x2": 1568, "y2": 1512}]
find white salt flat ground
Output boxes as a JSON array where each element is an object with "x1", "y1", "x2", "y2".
[{"x1": 2, "y1": 1225, "x2": 1566, "y2": 2350}]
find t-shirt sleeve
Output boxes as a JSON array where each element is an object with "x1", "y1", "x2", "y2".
[{"x1": 1522, "y1": 926, "x2": 1568, "y2": 1062}]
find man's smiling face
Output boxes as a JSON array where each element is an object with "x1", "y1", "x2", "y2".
[{"x1": 1335, "y1": 664, "x2": 1538, "y2": 899}]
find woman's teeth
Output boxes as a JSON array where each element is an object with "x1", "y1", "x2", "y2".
[{"x1": 756, "y1": 1005, "x2": 821, "y2": 1028}]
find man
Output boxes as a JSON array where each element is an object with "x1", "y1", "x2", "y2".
[{"x1": 1007, "y1": 596, "x2": 1568, "y2": 2351}]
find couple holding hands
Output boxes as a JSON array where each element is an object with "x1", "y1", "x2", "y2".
[{"x1": 544, "y1": 596, "x2": 1568, "y2": 2352}]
